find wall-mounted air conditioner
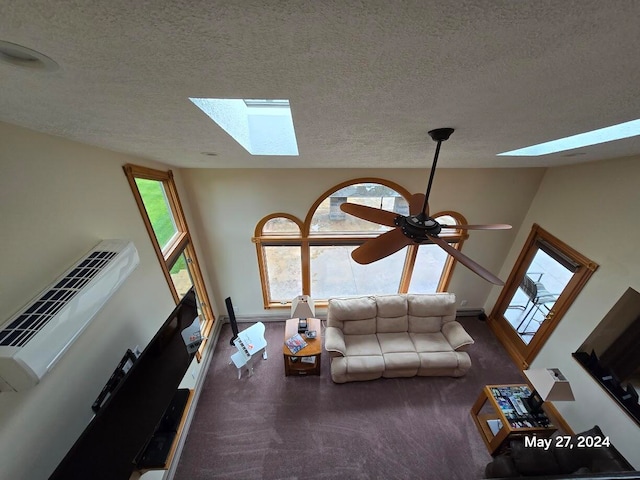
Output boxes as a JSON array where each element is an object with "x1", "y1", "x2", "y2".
[{"x1": 0, "y1": 240, "x2": 139, "y2": 392}]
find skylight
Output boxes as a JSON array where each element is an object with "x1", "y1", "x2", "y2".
[
  {"x1": 189, "y1": 98, "x2": 299, "y2": 156},
  {"x1": 498, "y1": 119, "x2": 640, "y2": 156}
]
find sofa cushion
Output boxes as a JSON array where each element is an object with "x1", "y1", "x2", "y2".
[
  {"x1": 408, "y1": 315, "x2": 443, "y2": 333},
  {"x1": 345, "y1": 355, "x2": 385, "y2": 374},
  {"x1": 327, "y1": 296, "x2": 377, "y2": 334},
  {"x1": 374, "y1": 332, "x2": 419, "y2": 374},
  {"x1": 416, "y1": 351, "x2": 464, "y2": 375},
  {"x1": 344, "y1": 334, "x2": 383, "y2": 357},
  {"x1": 377, "y1": 332, "x2": 415, "y2": 353},
  {"x1": 409, "y1": 332, "x2": 453, "y2": 352},
  {"x1": 341, "y1": 335, "x2": 384, "y2": 376},
  {"x1": 375, "y1": 295, "x2": 409, "y2": 333},
  {"x1": 407, "y1": 293, "x2": 456, "y2": 331},
  {"x1": 382, "y1": 352, "x2": 420, "y2": 373}
]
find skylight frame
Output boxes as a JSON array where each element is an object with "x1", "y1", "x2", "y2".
[{"x1": 189, "y1": 97, "x2": 299, "y2": 156}]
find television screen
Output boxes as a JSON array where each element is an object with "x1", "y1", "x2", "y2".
[{"x1": 49, "y1": 288, "x2": 200, "y2": 480}]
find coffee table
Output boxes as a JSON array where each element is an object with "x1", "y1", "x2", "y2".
[
  {"x1": 471, "y1": 384, "x2": 556, "y2": 455},
  {"x1": 283, "y1": 318, "x2": 321, "y2": 376}
]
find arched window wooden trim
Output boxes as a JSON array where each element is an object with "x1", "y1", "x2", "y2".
[
  {"x1": 254, "y1": 212, "x2": 304, "y2": 238},
  {"x1": 252, "y1": 213, "x2": 304, "y2": 308},
  {"x1": 253, "y1": 179, "x2": 467, "y2": 309},
  {"x1": 302, "y1": 177, "x2": 413, "y2": 235}
]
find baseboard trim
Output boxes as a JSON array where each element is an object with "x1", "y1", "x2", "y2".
[
  {"x1": 221, "y1": 313, "x2": 324, "y2": 323},
  {"x1": 456, "y1": 308, "x2": 485, "y2": 317}
]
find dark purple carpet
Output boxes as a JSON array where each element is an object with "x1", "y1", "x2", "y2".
[{"x1": 174, "y1": 317, "x2": 524, "y2": 480}]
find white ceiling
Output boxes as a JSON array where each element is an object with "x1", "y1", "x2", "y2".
[{"x1": 2, "y1": 1, "x2": 640, "y2": 169}]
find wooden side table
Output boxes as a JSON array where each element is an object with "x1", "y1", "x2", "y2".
[
  {"x1": 283, "y1": 318, "x2": 321, "y2": 376},
  {"x1": 471, "y1": 384, "x2": 556, "y2": 455}
]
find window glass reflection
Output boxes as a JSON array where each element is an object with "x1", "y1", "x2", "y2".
[{"x1": 505, "y1": 249, "x2": 574, "y2": 344}]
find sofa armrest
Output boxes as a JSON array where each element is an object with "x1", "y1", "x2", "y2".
[
  {"x1": 442, "y1": 321, "x2": 474, "y2": 350},
  {"x1": 325, "y1": 326, "x2": 346, "y2": 357}
]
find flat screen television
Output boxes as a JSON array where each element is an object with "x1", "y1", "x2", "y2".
[{"x1": 49, "y1": 288, "x2": 200, "y2": 480}]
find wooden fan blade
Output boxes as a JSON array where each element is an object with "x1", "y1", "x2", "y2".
[
  {"x1": 444, "y1": 224, "x2": 512, "y2": 230},
  {"x1": 409, "y1": 193, "x2": 428, "y2": 216},
  {"x1": 428, "y1": 235, "x2": 504, "y2": 286},
  {"x1": 340, "y1": 202, "x2": 398, "y2": 227},
  {"x1": 352, "y1": 228, "x2": 411, "y2": 264}
]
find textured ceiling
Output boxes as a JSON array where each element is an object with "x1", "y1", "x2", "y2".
[{"x1": 2, "y1": 1, "x2": 640, "y2": 168}]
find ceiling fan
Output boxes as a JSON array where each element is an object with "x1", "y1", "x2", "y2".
[{"x1": 340, "y1": 128, "x2": 511, "y2": 286}]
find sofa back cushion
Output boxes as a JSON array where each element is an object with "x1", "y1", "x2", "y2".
[
  {"x1": 327, "y1": 296, "x2": 377, "y2": 335},
  {"x1": 375, "y1": 295, "x2": 409, "y2": 333},
  {"x1": 407, "y1": 293, "x2": 456, "y2": 333}
]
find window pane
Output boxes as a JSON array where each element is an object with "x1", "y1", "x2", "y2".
[
  {"x1": 310, "y1": 245, "x2": 404, "y2": 298},
  {"x1": 262, "y1": 217, "x2": 300, "y2": 235},
  {"x1": 135, "y1": 178, "x2": 179, "y2": 249},
  {"x1": 408, "y1": 244, "x2": 449, "y2": 293},
  {"x1": 504, "y1": 248, "x2": 575, "y2": 344},
  {"x1": 309, "y1": 183, "x2": 408, "y2": 234},
  {"x1": 264, "y1": 246, "x2": 302, "y2": 302},
  {"x1": 434, "y1": 214, "x2": 459, "y2": 235},
  {"x1": 169, "y1": 250, "x2": 206, "y2": 324},
  {"x1": 169, "y1": 251, "x2": 194, "y2": 299}
]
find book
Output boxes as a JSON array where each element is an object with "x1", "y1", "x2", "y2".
[
  {"x1": 285, "y1": 333, "x2": 307, "y2": 354},
  {"x1": 301, "y1": 356, "x2": 316, "y2": 364}
]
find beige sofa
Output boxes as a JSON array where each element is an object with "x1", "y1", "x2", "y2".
[{"x1": 324, "y1": 293, "x2": 474, "y2": 383}]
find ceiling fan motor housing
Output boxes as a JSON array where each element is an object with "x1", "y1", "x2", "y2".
[{"x1": 396, "y1": 214, "x2": 442, "y2": 242}]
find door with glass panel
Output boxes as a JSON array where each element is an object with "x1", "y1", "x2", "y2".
[{"x1": 488, "y1": 224, "x2": 597, "y2": 368}]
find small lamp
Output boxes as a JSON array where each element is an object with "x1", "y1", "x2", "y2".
[
  {"x1": 523, "y1": 367, "x2": 575, "y2": 414},
  {"x1": 291, "y1": 295, "x2": 315, "y2": 333}
]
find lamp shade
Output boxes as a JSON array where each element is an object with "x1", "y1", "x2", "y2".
[
  {"x1": 524, "y1": 368, "x2": 575, "y2": 401},
  {"x1": 291, "y1": 295, "x2": 315, "y2": 319}
]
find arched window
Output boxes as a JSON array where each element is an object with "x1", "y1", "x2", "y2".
[
  {"x1": 254, "y1": 214, "x2": 304, "y2": 305},
  {"x1": 253, "y1": 179, "x2": 467, "y2": 308}
]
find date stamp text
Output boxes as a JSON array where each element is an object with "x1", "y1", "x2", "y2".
[{"x1": 524, "y1": 435, "x2": 610, "y2": 450}]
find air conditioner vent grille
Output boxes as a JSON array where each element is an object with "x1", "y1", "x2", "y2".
[{"x1": 0, "y1": 250, "x2": 118, "y2": 348}]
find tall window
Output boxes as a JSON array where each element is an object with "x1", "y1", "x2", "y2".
[
  {"x1": 123, "y1": 165, "x2": 215, "y2": 357},
  {"x1": 253, "y1": 179, "x2": 467, "y2": 308}
]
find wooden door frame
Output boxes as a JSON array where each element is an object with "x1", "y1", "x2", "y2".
[{"x1": 487, "y1": 224, "x2": 598, "y2": 369}]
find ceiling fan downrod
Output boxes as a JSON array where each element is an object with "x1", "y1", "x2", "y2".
[{"x1": 421, "y1": 128, "x2": 455, "y2": 218}]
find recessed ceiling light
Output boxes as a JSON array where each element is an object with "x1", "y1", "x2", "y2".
[
  {"x1": 0, "y1": 40, "x2": 59, "y2": 71},
  {"x1": 498, "y1": 119, "x2": 640, "y2": 156}
]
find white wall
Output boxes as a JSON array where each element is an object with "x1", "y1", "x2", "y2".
[
  {"x1": 485, "y1": 156, "x2": 640, "y2": 467},
  {"x1": 0, "y1": 122, "x2": 187, "y2": 479},
  {"x1": 180, "y1": 167, "x2": 545, "y2": 316}
]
